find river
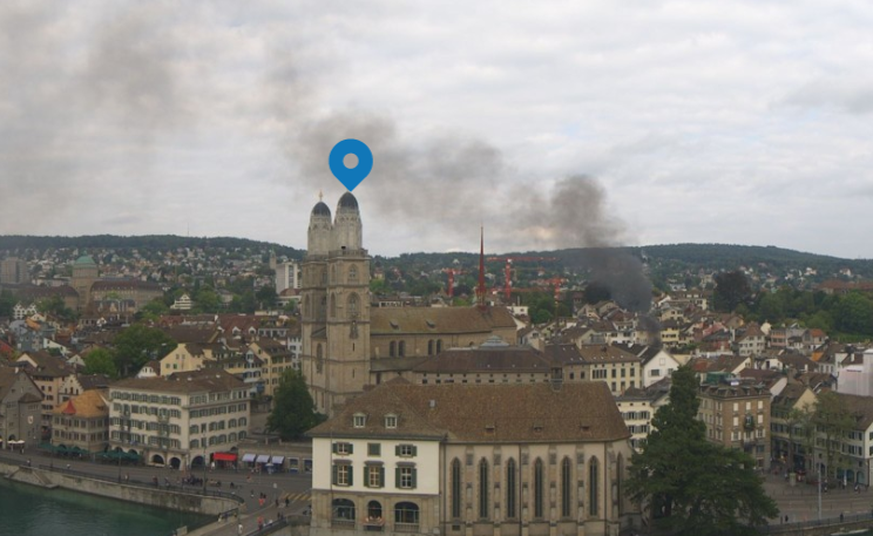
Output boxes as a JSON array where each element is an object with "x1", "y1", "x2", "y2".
[{"x1": 0, "y1": 478, "x2": 210, "y2": 536}]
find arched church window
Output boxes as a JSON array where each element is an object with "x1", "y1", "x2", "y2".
[
  {"x1": 389, "y1": 341, "x2": 396, "y2": 357},
  {"x1": 348, "y1": 293, "x2": 359, "y2": 318},
  {"x1": 399, "y1": 341, "x2": 406, "y2": 357},
  {"x1": 316, "y1": 344, "x2": 324, "y2": 373},
  {"x1": 330, "y1": 294, "x2": 337, "y2": 318}
]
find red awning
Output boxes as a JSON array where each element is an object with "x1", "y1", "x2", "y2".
[{"x1": 213, "y1": 452, "x2": 237, "y2": 462}]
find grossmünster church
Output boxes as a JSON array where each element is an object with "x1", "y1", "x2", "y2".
[{"x1": 299, "y1": 193, "x2": 517, "y2": 415}]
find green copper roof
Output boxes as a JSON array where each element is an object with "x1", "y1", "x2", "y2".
[{"x1": 74, "y1": 255, "x2": 96, "y2": 265}]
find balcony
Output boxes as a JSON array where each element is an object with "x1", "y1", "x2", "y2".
[
  {"x1": 331, "y1": 518, "x2": 355, "y2": 529},
  {"x1": 394, "y1": 522, "x2": 420, "y2": 533}
]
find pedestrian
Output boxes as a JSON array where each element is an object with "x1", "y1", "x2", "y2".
[
  {"x1": 238, "y1": 523, "x2": 243, "y2": 536},
  {"x1": 250, "y1": 489, "x2": 254, "y2": 499},
  {"x1": 275, "y1": 498, "x2": 279, "y2": 508},
  {"x1": 285, "y1": 497, "x2": 289, "y2": 508}
]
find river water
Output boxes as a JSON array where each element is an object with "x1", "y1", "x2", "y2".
[{"x1": 0, "y1": 478, "x2": 210, "y2": 536}]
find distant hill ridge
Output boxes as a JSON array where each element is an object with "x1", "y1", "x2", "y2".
[{"x1": 1, "y1": 236, "x2": 870, "y2": 274}]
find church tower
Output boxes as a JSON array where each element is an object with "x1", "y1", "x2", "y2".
[{"x1": 301, "y1": 193, "x2": 371, "y2": 414}]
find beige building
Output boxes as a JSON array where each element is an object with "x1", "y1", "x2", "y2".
[
  {"x1": 575, "y1": 344, "x2": 641, "y2": 397},
  {"x1": 697, "y1": 378, "x2": 771, "y2": 468},
  {"x1": 770, "y1": 383, "x2": 816, "y2": 470},
  {"x1": 300, "y1": 193, "x2": 520, "y2": 416},
  {"x1": 308, "y1": 380, "x2": 640, "y2": 536},
  {"x1": 52, "y1": 389, "x2": 110, "y2": 454},
  {"x1": 0, "y1": 257, "x2": 29, "y2": 285},
  {"x1": 251, "y1": 339, "x2": 296, "y2": 396},
  {"x1": 0, "y1": 367, "x2": 43, "y2": 448},
  {"x1": 109, "y1": 369, "x2": 250, "y2": 469},
  {"x1": 71, "y1": 255, "x2": 99, "y2": 311},
  {"x1": 17, "y1": 351, "x2": 76, "y2": 431},
  {"x1": 159, "y1": 342, "x2": 212, "y2": 376}
]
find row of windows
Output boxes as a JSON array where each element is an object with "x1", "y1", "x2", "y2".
[
  {"x1": 54, "y1": 418, "x2": 108, "y2": 428},
  {"x1": 109, "y1": 418, "x2": 182, "y2": 435},
  {"x1": 113, "y1": 404, "x2": 183, "y2": 419},
  {"x1": 450, "y1": 456, "x2": 614, "y2": 521},
  {"x1": 333, "y1": 442, "x2": 416, "y2": 457},
  {"x1": 111, "y1": 392, "x2": 183, "y2": 405},
  {"x1": 330, "y1": 498, "x2": 419, "y2": 527},
  {"x1": 54, "y1": 431, "x2": 108, "y2": 442},
  {"x1": 388, "y1": 339, "x2": 444, "y2": 358},
  {"x1": 332, "y1": 462, "x2": 417, "y2": 489},
  {"x1": 190, "y1": 404, "x2": 247, "y2": 418}
]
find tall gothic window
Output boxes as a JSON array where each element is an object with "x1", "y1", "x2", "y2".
[
  {"x1": 348, "y1": 293, "x2": 359, "y2": 318},
  {"x1": 589, "y1": 457, "x2": 599, "y2": 517},
  {"x1": 349, "y1": 265, "x2": 358, "y2": 282},
  {"x1": 389, "y1": 341, "x2": 396, "y2": 358},
  {"x1": 330, "y1": 294, "x2": 337, "y2": 318},
  {"x1": 478, "y1": 458, "x2": 489, "y2": 519},
  {"x1": 561, "y1": 457, "x2": 572, "y2": 517},
  {"x1": 616, "y1": 454, "x2": 623, "y2": 515},
  {"x1": 534, "y1": 458, "x2": 544, "y2": 519},
  {"x1": 451, "y1": 459, "x2": 462, "y2": 519},
  {"x1": 506, "y1": 458, "x2": 517, "y2": 519},
  {"x1": 399, "y1": 340, "x2": 406, "y2": 357}
]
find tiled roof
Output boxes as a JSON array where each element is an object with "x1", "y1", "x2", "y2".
[
  {"x1": 111, "y1": 369, "x2": 245, "y2": 394},
  {"x1": 575, "y1": 344, "x2": 638, "y2": 364},
  {"x1": 371, "y1": 306, "x2": 516, "y2": 335},
  {"x1": 411, "y1": 345, "x2": 553, "y2": 374},
  {"x1": 309, "y1": 379, "x2": 629, "y2": 443},
  {"x1": 91, "y1": 280, "x2": 162, "y2": 291},
  {"x1": 53, "y1": 389, "x2": 109, "y2": 418}
]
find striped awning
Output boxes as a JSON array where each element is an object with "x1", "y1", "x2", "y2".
[
  {"x1": 256, "y1": 454, "x2": 270, "y2": 464},
  {"x1": 241, "y1": 453, "x2": 256, "y2": 462},
  {"x1": 270, "y1": 456, "x2": 285, "y2": 465}
]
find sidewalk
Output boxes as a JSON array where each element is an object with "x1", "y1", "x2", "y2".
[{"x1": 763, "y1": 465, "x2": 873, "y2": 524}]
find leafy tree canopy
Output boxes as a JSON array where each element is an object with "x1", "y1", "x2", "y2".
[
  {"x1": 112, "y1": 324, "x2": 176, "y2": 377},
  {"x1": 267, "y1": 369, "x2": 324, "y2": 440},
  {"x1": 627, "y1": 366, "x2": 778, "y2": 535},
  {"x1": 712, "y1": 270, "x2": 753, "y2": 312},
  {"x1": 83, "y1": 348, "x2": 118, "y2": 378}
]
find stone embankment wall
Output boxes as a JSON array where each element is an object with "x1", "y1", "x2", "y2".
[{"x1": 1, "y1": 461, "x2": 238, "y2": 516}]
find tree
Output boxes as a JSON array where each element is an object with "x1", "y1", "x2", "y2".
[
  {"x1": 83, "y1": 348, "x2": 117, "y2": 378},
  {"x1": 0, "y1": 290, "x2": 14, "y2": 318},
  {"x1": 267, "y1": 369, "x2": 324, "y2": 440},
  {"x1": 139, "y1": 298, "x2": 169, "y2": 321},
  {"x1": 812, "y1": 391, "x2": 854, "y2": 481},
  {"x1": 255, "y1": 285, "x2": 278, "y2": 309},
  {"x1": 112, "y1": 324, "x2": 176, "y2": 377},
  {"x1": 627, "y1": 366, "x2": 778, "y2": 535},
  {"x1": 712, "y1": 270, "x2": 752, "y2": 312}
]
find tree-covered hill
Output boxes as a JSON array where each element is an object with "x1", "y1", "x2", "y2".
[{"x1": 0, "y1": 234, "x2": 302, "y2": 259}]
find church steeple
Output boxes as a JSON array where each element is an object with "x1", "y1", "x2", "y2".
[{"x1": 477, "y1": 226, "x2": 487, "y2": 310}]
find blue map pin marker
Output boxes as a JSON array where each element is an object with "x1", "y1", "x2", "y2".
[{"x1": 329, "y1": 139, "x2": 373, "y2": 191}]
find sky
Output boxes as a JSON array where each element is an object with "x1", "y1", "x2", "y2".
[{"x1": 1, "y1": 1, "x2": 872, "y2": 259}]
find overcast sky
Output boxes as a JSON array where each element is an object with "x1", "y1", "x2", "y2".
[{"x1": 1, "y1": 1, "x2": 872, "y2": 259}]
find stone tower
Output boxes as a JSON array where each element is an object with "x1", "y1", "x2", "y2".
[
  {"x1": 71, "y1": 254, "x2": 98, "y2": 311},
  {"x1": 301, "y1": 193, "x2": 371, "y2": 414}
]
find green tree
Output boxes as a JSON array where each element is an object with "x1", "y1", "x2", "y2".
[
  {"x1": 36, "y1": 295, "x2": 77, "y2": 323},
  {"x1": 83, "y1": 348, "x2": 118, "y2": 378},
  {"x1": 627, "y1": 366, "x2": 778, "y2": 535},
  {"x1": 112, "y1": 324, "x2": 176, "y2": 377},
  {"x1": 813, "y1": 391, "x2": 854, "y2": 480},
  {"x1": 139, "y1": 298, "x2": 170, "y2": 321},
  {"x1": 267, "y1": 370, "x2": 323, "y2": 440},
  {"x1": 712, "y1": 270, "x2": 752, "y2": 312},
  {"x1": 255, "y1": 285, "x2": 277, "y2": 309},
  {"x1": 0, "y1": 290, "x2": 14, "y2": 318}
]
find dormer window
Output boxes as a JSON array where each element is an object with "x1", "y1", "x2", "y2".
[
  {"x1": 385, "y1": 414, "x2": 398, "y2": 429},
  {"x1": 353, "y1": 413, "x2": 367, "y2": 428}
]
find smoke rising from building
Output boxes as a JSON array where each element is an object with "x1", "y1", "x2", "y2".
[{"x1": 1, "y1": 3, "x2": 652, "y2": 311}]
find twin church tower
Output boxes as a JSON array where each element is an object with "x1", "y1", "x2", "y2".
[{"x1": 300, "y1": 193, "x2": 371, "y2": 413}]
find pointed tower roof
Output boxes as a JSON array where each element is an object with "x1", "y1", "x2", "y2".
[{"x1": 477, "y1": 226, "x2": 487, "y2": 310}]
